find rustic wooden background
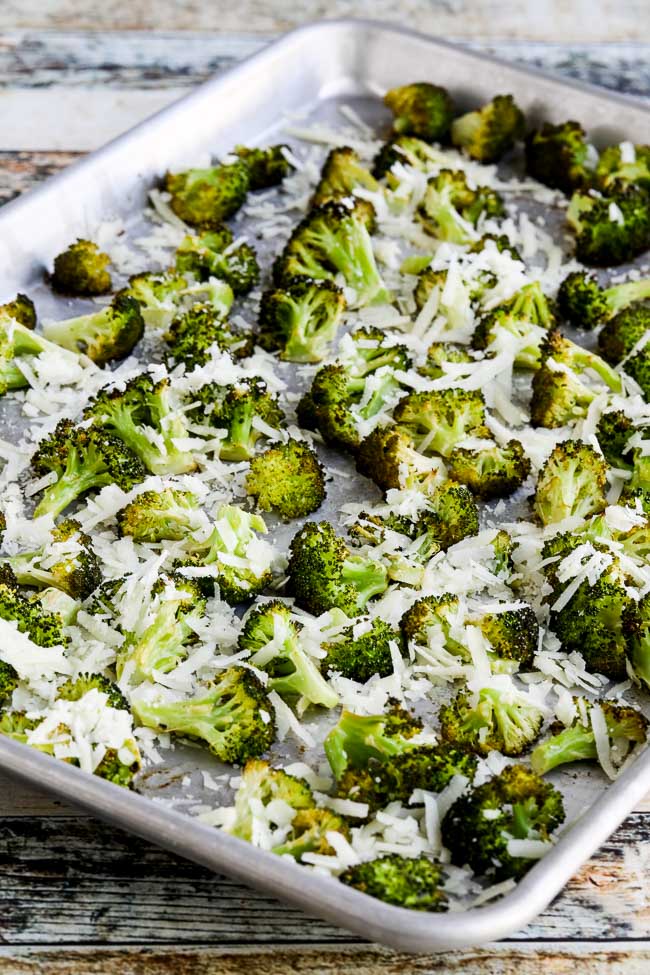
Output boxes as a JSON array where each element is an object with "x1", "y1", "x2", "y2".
[{"x1": 1, "y1": 3, "x2": 650, "y2": 972}]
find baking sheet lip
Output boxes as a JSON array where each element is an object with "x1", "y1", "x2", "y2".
[{"x1": 0, "y1": 17, "x2": 649, "y2": 951}]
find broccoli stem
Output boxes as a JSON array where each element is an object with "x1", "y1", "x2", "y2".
[
  {"x1": 531, "y1": 725, "x2": 597, "y2": 774},
  {"x1": 341, "y1": 557, "x2": 389, "y2": 610},
  {"x1": 605, "y1": 278, "x2": 650, "y2": 315},
  {"x1": 34, "y1": 463, "x2": 108, "y2": 518},
  {"x1": 570, "y1": 346, "x2": 623, "y2": 392}
]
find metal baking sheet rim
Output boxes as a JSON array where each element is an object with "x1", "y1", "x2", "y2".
[{"x1": 0, "y1": 19, "x2": 649, "y2": 952}]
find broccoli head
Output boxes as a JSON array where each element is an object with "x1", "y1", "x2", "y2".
[
  {"x1": 1, "y1": 293, "x2": 37, "y2": 329},
  {"x1": 595, "y1": 143, "x2": 650, "y2": 194},
  {"x1": 125, "y1": 270, "x2": 233, "y2": 329},
  {"x1": 567, "y1": 186, "x2": 650, "y2": 266},
  {"x1": 312, "y1": 146, "x2": 379, "y2": 207},
  {"x1": 257, "y1": 278, "x2": 346, "y2": 363},
  {"x1": 271, "y1": 807, "x2": 350, "y2": 860},
  {"x1": 116, "y1": 488, "x2": 201, "y2": 542},
  {"x1": 0, "y1": 660, "x2": 19, "y2": 704},
  {"x1": 342, "y1": 853, "x2": 447, "y2": 911},
  {"x1": 623, "y1": 593, "x2": 650, "y2": 691},
  {"x1": 5, "y1": 518, "x2": 101, "y2": 600},
  {"x1": 189, "y1": 377, "x2": 285, "y2": 461},
  {"x1": 371, "y1": 134, "x2": 447, "y2": 180},
  {"x1": 175, "y1": 230, "x2": 259, "y2": 296},
  {"x1": 384, "y1": 82, "x2": 454, "y2": 142},
  {"x1": 58, "y1": 672, "x2": 129, "y2": 711},
  {"x1": 532, "y1": 440, "x2": 608, "y2": 525},
  {"x1": 0, "y1": 308, "x2": 78, "y2": 396},
  {"x1": 164, "y1": 302, "x2": 253, "y2": 369},
  {"x1": 227, "y1": 758, "x2": 314, "y2": 841},
  {"x1": 322, "y1": 617, "x2": 404, "y2": 683},
  {"x1": 525, "y1": 120, "x2": 594, "y2": 194},
  {"x1": 557, "y1": 270, "x2": 650, "y2": 331},
  {"x1": 245, "y1": 438, "x2": 326, "y2": 521},
  {"x1": 472, "y1": 281, "x2": 556, "y2": 370},
  {"x1": 324, "y1": 700, "x2": 425, "y2": 780},
  {"x1": 418, "y1": 169, "x2": 504, "y2": 245},
  {"x1": 356, "y1": 426, "x2": 443, "y2": 497},
  {"x1": 448, "y1": 439, "x2": 531, "y2": 500},
  {"x1": 234, "y1": 144, "x2": 294, "y2": 189},
  {"x1": 477, "y1": 606, "x2": 539, "y2": 671},
  {"x1": 439, "y1": 685, "x2": 545, "y2": 756},
  {"x1": 164, "y1": 159, "x2": 250, "y2": 227},
  {"x1": 624, "y1": 346, "x2": 650, "y2": 401},
  {"x1": 595, "y1": 409, "x2": 635, "y2": 468},
  {"x1": 598, "y1": 302, "x2": 650, "y2": 366},
  {"x1": 451, "y1": 94, "x2": 525, "y2": 163},
  {"x1": 50, "y1": 238, "x2": 112, "y2": 296},
  {"x1": 418, "y1": 341, "x2": 473, "y2": 379},
  {"x1": 552, "y1": 574, "x2": 632, "y2": 679},
  {"x1": 0, "y1": 565, "x2": 70, "y2": 648},
  {"x1": 393, "y1": 387, "x2": 489, "y2": 458},
  {"x1": 42, "y1": 292, "x2": 144, "y2": 366}
]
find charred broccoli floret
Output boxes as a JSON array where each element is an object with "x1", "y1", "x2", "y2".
[
  {"x1": 238, "y1": 600, "x2": 338, "y2": 709},
  {"x1": 439, "y1": 685, "x2": 545, "y2": 756},
  {"x1": 245, "y1": 438, "x2": 326, "y2": 520},
  {"x1": 324, "y1": 700, "x2": 425, "y2": 780},
  {"x1": 624, "y1": 345, "x2": 650, "y2": 400},
  {"x1": 595, "y1": 143, "x2": 650, "y2": 194},
  {"x1": 5, "y1": 519, "x2": 101, "y2": 600},
  {"x1": 557, "y1": 270, "x2": 650, "y2": 331},
  {"x1": 1, "y1": 293, "x2": 37, "y2": 329},
  {"x1": 341, "y1": 854, "x2": 447, "y2": 911},
  {"x1": 42, "y1": 293, "x2": 144, "y2": 366},
  {"x1": 50, "y1": 238, "x2": 112, "y2": 296},
  {"x1": 234, "y1": 144, "x2": 294, "y2": 190},
  {"x1": 418, "y1": 169, "x2": 504, "y2": 244},
  {"x1": 393, "y1": 387, "x2": 489, "y2": 458},
  {"x1": 447, "y1": 439, "x2": 531, "y2": 500},
  {"x1": 566, "y1": 186, "x2": 650, "y2": 266},
  {"x1": 58, "y1": 672, "x2": 129, "y2": 711},
  {"x1": 131, "y1": 665, "x2": 275, "y2": 763},
  {"x1": 0, "y1": 565, "x2": 70, "y2": 647},
  {"x1": 116, "y1": 488, "x2": 201, "y2": 542},
  {"x1": 164, "y1": 302, "x2": 254, "y2": 369},
  {"x1": 525, "y1": 120, "x2": 594, "y2": 194},
  {"x1": 188, "y1": 376, "x2": 285, "y2": 461},
  {"x1": 164, "y1": 159, "x2": 250, "y2": 227},
  {"x1": 418, "y1": 341, "x2": 473, "y2": 379},
  {"x1": 441, "y1": 764, "x2": 565, "y2": 880},
  {"x1": 472, "y1": 281, "x2": 556, "y2": 369},
  {"x1": 598, "y1": 302, "x2": 650, "y2": 366},
  {"x1": 175, "y1": 230, "x2": 259, "y2": 295},
  {"x1": 31, "y1": 419, "x2": 145, "y2": 518},
  {"x1": 271, "y1": 807, "x2": 350, "y2": 860},
  {"x1": 348, "y1": 509, "x2": 444, "y2": 585},
  {"x1": 477, "y1": 606, "x2": 539, "y2": 671},
  {"x1": 257, "y1": 278, "x2": 346, "y2": 363},
  {"x1": 356, "y1": 426, "x2": 443, "y2": 496},
  {"x1": 322, "y1": 618, "x2": 404, "y2": 683},
  {"x1": 227, "y1": 758, "x2": 314, "y2": 841},
  {"x1": 312, "y1": 146, "x2": 379, "y2": 206},
  {"x1": 451, "y1": 94, "x2": 525, "y2": 163},
  {"x1": 595, "y1": 409, "x2": 635, "y2": 468},
  {"x1": 371, "y1": 134, "x2": 447, "y2": 180},
  {"x1": 552, "y1": 574, "x2": 632, "y2": 679},
  {"x1": 623, "y1": 593, "x2": 650, "y2": 690},
  {"x1": 287, "y1": 521, "x2": 388, "y2": 617},
  {"x1": 384, "y1": 82, "x2": 454, "y2": 142},
  {"x1": 533, "y1": 440, "x2": 608, "y2": 525}
]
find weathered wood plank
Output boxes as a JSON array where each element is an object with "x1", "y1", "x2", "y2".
[{"x1": 0, "y1": 151, "x2": 79, "y2": 205}]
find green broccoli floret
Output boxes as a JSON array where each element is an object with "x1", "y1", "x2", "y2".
[
  {"x1": 439, "y1": 685, "x2": 545, "y2": 756},
  {"x1": 0, "y1": 661, "x2": 19, "y2": 704},
  {"x1": 234, "y1": 144, "x2": 294, "y2": 189},
  {"x1": 94, "y1": 747, "x2": 140, "y2": 789},
  {"x1": 324, "y1": 700, "x2": 424, "y2": 780},
  {"x1": 525, "y1": 120, "x2": 594, "y2": 194},
  {"x1": 245, "y1": 438, "x2": 326, "y2": 520},
  {"x1": 238, "y1": 600, "x2": 338, "y2": 709},
  {"x1": 4, "y1": 519, "x2": 101, "y2": 600},
  {"x1": 533, "y1": 440, "x2": 608, "y2": 525},
  {"x1": 623, "y1": 593, "x2": 650, "y2": 690},
  {"x1": 418, "y1": 169, "x2": 504, "y2": 244},
  {"x1": 164, "y1": 302, "x2": 253, "y2": 369},
  {"x1": 371, "y1": 135, "x2": 447, "y2": 180},
  {"x1": 448, "y1": 439, "x2": 531, "y2": 500},
  {"x1": 322, "y1": 618, "x2": 404, "y2": 683},
  {"x1": 164, "y1": 159, "x2": 250, "y2": 227},
  {"x1": 595, "y1": 409, "x2": 635, "y2": 468},
  {"x1": 413, "y1": 265, "x2": 497, "y2": 317},
  {"x1": 393, "y1": 387, "x2": 489, "y2": 458},
  {"x1": 116, "y1": 488, "x2": 201, "y2": 542},
  {"x1": 471, "y1": 281, "x2": 556, "y2": 369},
  {"x1": 341, "y1": 854, "x2": 447, "y2": 911},
  {"x1": 348, "y1": 510, "x2": 443, "y2": 585},
  {"x1": 531, "y1": 698, "x2": 648, "y2": 775},
  {"x1": 1, "y1": 293, "x2": 37, "y2": 329},
  {"x1": 356, "y1": 426, "x2": 443, "y2": 496},
  {"x1": 399, "y1": 593, "x2": 472, "y2": 678},
  {"x1": 625, "y1": 346, "x2": 650, "y2": 400},
  {"x1": 175, "y1": 230, "x2": 259, "y2": 295},
  {"x1": 0, "y1": 711, "x2": 39, "y2": 744},
  {"x1": 257, "y1": 278, "x2": 346, "y2": 363},
  {"x1": 131, "y1": 665, "x2": 275, "y2": 763},
  {"x1": 41, "y1": 292, "x2": 144, "y2": 367},
  {"x1": 227, "y1": 758, "x2": 314, "y2": 841},
  {"x1": 441, "y1": 764, "x2": 565, "y2": 880},
  {"x1": 384, "y1": 82, "x2": 454, "y2": 142},
  {"x1": 0, "y1": 565, "x2": 70, "y2": 647},
  {"x1": 31, "y1": 419, "x2": 145, "y2": 518},
  {"x1": 84, "y1": 373, "x2": 196, "y2": 476},
  {"x1": 125, "y1": 270, "x2": 233, "y2": 329},
  {"x1": 567, "y1": 186, "x2": 650, "y2": 266},
  {"x1": 418, "y1": 341, "x2": 473, "y2": 379},
  {"x1": 477, "y1": 606, "x2": 539, "y2": 671},
  {"x1": 469, "y1": 232, "x2": 523, "y2": 262},
  {"x1": 557, "y1": 270, "x2": 650, "y2": 331},
  {"x1": 552, "y1": 574, "x2": 632, "y2": 679},
  {"x1": 595, "y1": 143, "x2": 650, "y2": 193},
  {"x1": 451, "y1": 94, "x2": 525, "y2": 163},
  {"x1": 50, "y1": 238, "x2": 112, "y2": 296},
  {"x1": 287, "y1": 521, "x2": 388, "y2": 618},
  {"x1": 273, "y1": 199, "x2": 390, "y2": 308},
  {"x1": 188, "y1": 376, "x2": 285, "y2": 461},
  {"x1": 0, "y1": 308, "x2": 79, "y2": 396},
  {"x1": 598, "y1": 303, "x2": 650, "y2": 366},
  {"x1": 312, "y1": 146, "x2": 379, "y2": 206},
  {"x1": 271, "y1": 807, "x2": 350, "y2": 860},
  {"x1": 426, "y1": 480, "x2": 481, "y2": 549},
  {"x1": 58, "y1": 672, "x2": 129, "y2": 711}
]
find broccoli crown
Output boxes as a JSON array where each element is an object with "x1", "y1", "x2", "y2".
[
  {"x1": 175, "y1": 230, "x2": 259, "y2": 296},
  {"x1": 42, "y1": 292, "x2": 144, "y2": 367},
  {"x1": 451, "y1": 93, "x2": 525, "y2": 163},
  {"x1": 6, "y1": 518, "x2": 102, "y2": 600},
  {"x1": 132, "y1": 665, "x2": 275, "y2": 763},
  {"x1": 324, "y1": 700, "x2": 424, "y2": 781},
  {"x1": 598, "y1": 302, "x2": 650, "y2": 366},
  {"x1": 478, "y1": 606, "x2": 539, "y2": 669},
  {"x1": 287, "y1": 520, "x2": 388, "y2": 617},
  {"x1": 31, "y1": 418, "x2": 145, "y2": 518},
  {"x1": 228, "y1": 758, "x2": 314, "y2": 841},
  {"x1": 0, "y1": 710, "x2": 39, "y2": 744},
  {"x1": 312, "y1": 146, "x2": 379, "y2": 207},
  {"x1": 164, "y1": 302, "x2": 251, "y2": 369},
  {"x1": 558, "y1": 270, "x2": 650, "y2": 332},
  {"x1": 595, "y1": 409, "x2": 635, "y2": 468},
  {"x1": 0, "y1": 566, "x2": 69, "y2": 647},
  {"x1": 427, "y1": 480, "x2": 480, "y2": 550},
  {"x1": 531, "y1": 697, "x2": 648, "y2": 775},
  {"x1": 0, "y1": 660, "x2": 19, "y2": 704},
  {"x1": 567, "y1": 186, "x2": 650, "y2": 266},
  {"x1": 271, "y1": 807, "x2": 350, "y2": 860},
  {"x1": 0, "y1": 310, "x2": 71, "y2": 396},
  {"x1": 337, "y1": 744, "x2": 477, "y2": 812},
  {"x1": 116, "y1": 488, "x2": 201, "y2": 542},
  {"x1": 595, "y1": 143, "x2": 650, "y2": 194},
  {"x1": 234, "y1": 144, "x2": 294, "y2": 190},
  {"x1": 125, "y1": 270, "x2": 234, "y2": 330},
  {"x1": 371, "y1": 134, "x2": 445, "y2": 179},
  {"x1": 237, "y1": 599, "x2": 338, "y2": 709},
  {"x1": 441, "y1": 764, "x2": 565, "y2": 881},
  {"x1": 94, "y1": 747, "x2": 140, "y2": 789},
  {"x1": 525, "y1": 120, "x2": 593, "y2": 194},
  {"x1": 440, "y1": 686, "x2": 544, "y2": 757},
  {"x1": 400, "y1": 592, "x2": 461, "y2": 644},
  {"x1": 51, "y1": 238, "x2": 112, "y2": 296},
  {"x1": 245, "y1": 438, "x2": 326, "y2": 521},
  {"x1": 471, "y1": 281, "x2": 556, "y2": 369},
  {"x1": 384, "y1": 82, "x2": 454, "y2": 142},
  {"x1": 341, "y1": 853, "x2": 447, "y2": 911},
  {"x1": 418, "y1": 341, "x2": 473, "y2": 380},
  {"x1": 322, "y1": 617, "x2": 404, "y2": 683},
  {"x1": 58, "y1": 672, "x2": 129, "y2": 711},
  {"x1": 552, "y1": 576, "x2": 632, "y2": 680},
  {"x1": 189, "y1": 376, "x2": 285, "y2": 462},
  {"x1": 393, "y1": 387, "x2": 489, "y2": 458},
  {"x1": 418, "y1": 169, "x2": 504, "y2": 244},
  {"x1": 348, "y1": 509, "x2": 444, "y2": 585},
  {"x1": 623, "y1": 592, "x2": 650, "y2": 690},
  {"x1": 529, "y1": 366, "x2": 596, "y2": 430},
  {"x1": 164, "y1": 159, "x2": 250, "y2": 227},
  {"x1": 624, "y1": 346, "x2": 650, "y2": 401},
  {"x1": 257, "y1": 278, "x2": 346, "y2": 364},
  {"x1": 85, "y1": 373, "x2": 196, "y2": 476},
  {"x1": 447, "y1": 439, "x2": 531, "y2": 500},
  {"x1": 273, "y1": 199, "x2": 390, "y2": 308},
  {"x1": 1, "y1": 293, "x2": 37, "y2": 329},
  {"x1": 469, "y1": 232, "x2": 523, "y2": 262},
  {"x1": 356, "y1": 426, "x2": 442, "y2": 496},
  {"x1": 532, "y1": 439, "x2": 608, "y2": 526}
]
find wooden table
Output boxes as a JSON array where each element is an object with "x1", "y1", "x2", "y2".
[{"x1": 1, "y1": 14, "x2": 650, "y2": 973}]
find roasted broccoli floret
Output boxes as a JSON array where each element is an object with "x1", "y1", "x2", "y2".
[
  {"x1": 412, "y1": 264, "x2": 496, "y2": 318},
  {"x1": 384, "y1": 82, "x2": 454, "y2": 142},
  {"x1": 552, "y1": 573, "x2": 632, "y2": 679},
  {"x1": 472, "y1": 281, "x2": 556, "y2": 369},
  {"x1": 566, "y1": 186, "x2": 650, "y2": 266},
  {"x1": 533, "y1": 440, "x2": 608, "y2": 525},
  {"x1": 441, "y1": 764, "x2": 565, "y2": 880},
  {"x1": 312, "y1": 146, "x2": 379, "y2": 206},
  {"x1": 131, "y1": 665, "x2": 275, "y2": 763},
  {"x1": 0, "y1": 711, "x2": 39, "y2": 744},
  {"x1": 371, "y1": 134, "x2": 447, "y2": 180},
  {"x1": 0, "y1": 308, "x2": 78, "y2": 396},
  {"x1": 31, "y1": 419, "x2": 145, "y2": 518},
  {"x1": 0, "y1": 660, "x2": 19, "y2": 704},
  {"x1": 287, "y1": 520, "x2": 388, "y2": 618},
  {"x1": 623, "y1": 593, "x2": 650, "y2": 690},
  {"x1": 188, "y1": 377, "x2": 285, "y2": 461},
  {"x1": 525, "y1": 120, "x2": 594, "y2": 194},
  {"x1": 273, "y1": 199, "x2": 390, "y2": 308},
  {"x1": 58, "y1": 672, "x2": 129, "y2": 711},
  {"x1": 439, "y1": 685, "x2": 544, "y2": 756},
  {"x1": 164, "y1": 159, "x2": 250, "y2": 227},
  {"x1": 598, "y1": 302, "x2": 650, "y2": 366},
  {"x1": 348, "y1": 509, "x2": 444, "y2": 585},
  {"x1": 1, "y1": 293, "x2": 37, "y2": 329},
  {"x1": 42, "y1": 293, "x2": 144, "y2": 366},
  {"x1": 531, "y1": 698, "x2": 648, "y2": 775},
  {"x1": 624, "y1": 346, "x2": 650, "y2": 400},
  {"x1": 477, "y1": 606, "x2": 539, "y2": 671},
  {"x1": 234, "y1": 144, "x2": 294, "y2": 189},
  {"x1": 245, "y1": 438, "x2": 326, "y2": 520},
  {"x1": 557, "y1": 270, "x2": 650, "y2": 331},
  {"x1": 238, "y1": 600, "x2": 338, "y2": 709},
  {"x1": 227, "y1": 758, "x2": 314, "y2": 841},
  {"x1": 393, "y1": 387, "x2": 489, "y2": 458},
  {"x1": 418, "y1": 341, "x2": 473, "y2": 379},
  {"x1": 116, "y1": 488, "x2": 201, "y2": 542},
  {"x1": 175, "y1": 230, "x2": 259, "y2": 295},
  {"x1": 595, "y1": 143, "x2": 650, "y2": 194},
  {"x1": 0, "y1": 565, "x2": 69, "y2": 647},
  {"x1": 322, "y1": 618, "x2": 404, "y2": 683},
  {"x1": 324, "y1": 700, "x2": 425, "y2": 780},
  {"x1": 85, "y1": 374, "x2": 196, "y2": 476},
  {"x1": 164, "y1": 302, "x2": 253, "y2": 369},
  {"x1": 356, "y1": 426, "x2": 443, "y2": 497},
  {"x1": 595, "y1": 409, "x2": 636, "y2": 468},
  {"x1": 271, "y1": 807, "x2": 350, "y2": 860},
  {"x1": 5, "y1": 519, "x2": 101, "y2": 600},
  {"x1": 451, "y1": 94, "x2": 525, "y2": 163},
  {"x1": 342, "y1": 853, "x2": 447, "y2": 910},
  {"x1": 257, "y1": 278, "x2": 346, "y2": 363},
  {"x1": 418, "y1": 169, "x2": 504, "y2": 245},
  {"x1": 448, "y1": 439, "x2": 531, "y2": 500},
  {"x1": 125, "y1": 270, "x2": 233, "y2": 329},
  {"x1": 50, "y1": 238, "x2": 112, "y2": 296}
]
